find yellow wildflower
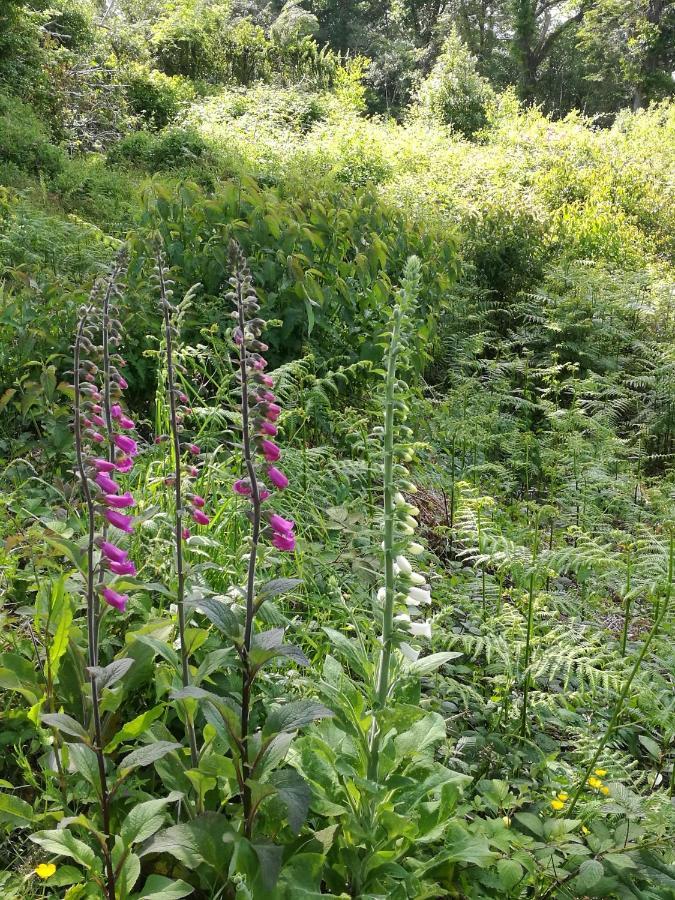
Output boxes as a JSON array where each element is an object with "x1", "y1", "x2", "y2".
[
  {"x1": 581, "y1": 825, "x2": 590, "y2": 835},
  {"x1": 551, "y1": 799, "x2": 565, "y2": 810},
  {"x1": 34, "y1": 863, "x2": 56, "y2": 879},
  {"x1": 600, "y1": 785, "x2": 610, "y2": 795},
  {"x1": 594, "y1": 769, "x2": 607, "y2": 777},
  {"x1": 502, "y1": 816, "x2": 511, "y2": 827},
  {"x1": 587, "y1": 776, "x2": 603, "y2": 789},
  {"x1": 557, "y1": 792, "x2": 569, "y2": 801}
]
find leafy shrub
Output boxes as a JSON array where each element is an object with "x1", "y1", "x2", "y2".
[
  {"x1": 107, "y1": 127, "x2": 209, "y2": 171},
  {"x1": 124, "y1": 65, "x2": 197, "y2": 130},
  {"x1": 150, "y1": 0, "x2": 232, "y2": 79},
  {"x1": 416, "y1": 28, "x2": 496, "y2": 138},
  {"x1": 0, "y1": 93, "x2": 64, "y2": 177}
]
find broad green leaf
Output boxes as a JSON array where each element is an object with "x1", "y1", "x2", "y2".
[
  {"x1": 407, "y1": 652, "x2": 463, "y2": 675},
  {"x1": 30, "y1": 829, "x2": 99, "y2": 870},
  {"x1": 257, "y1": 578, "x2": 302, "y2": 601},
  {"x1": 66, "y1": 743, "x2": 101, "y2": 793},
  {"x1": 41, "y1": 713, "x2": 89, "y2": 742},
  {"x1": 87, "y1": 658, "x2": 134, "y2": 692},
  {"x1": 105, "y1": 706, "x2": 165, "y2": 752},
  {"x1": 263, "y1": 700, "x2": 333, "y2": 737},
  {"x1": 514, "y1": 811, "x2": 544, "y2": 837},
  {"x1": 0, "y1": 793, "x2": 34, "y2": 827},
  {"x1": 132, "y1": 875, "x2": 194, "y2": 899},
  {"x1": 189, "y1": 597, "x2": 239, "y2": 637},
  {"x1": 497, "y1": 858, "x2": 524, "y2": 890},
  {"x1": 48, "y1": 579, "x2": 72, "y2": 683},
  {"x1": 120, "y1": 794, "x2": 181, "y2": 847},
  {"x1": 574, "y1": 858, "x2": 604, "y2": 891},
  {"x1": 118, "y1": 742, "x2": 182, "y2": 775},
  {"x1": 269, "y1": 768, "x2": 311, "y2": 835}
]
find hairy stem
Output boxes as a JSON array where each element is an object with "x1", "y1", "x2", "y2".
[
  {"x1": 159, "y1": 261, "x2": 199, "y2": 769},
  {"x1": 237, "y1": 281, "x2": 262, "y2": 838}
]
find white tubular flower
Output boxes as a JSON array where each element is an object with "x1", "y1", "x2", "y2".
[
  {"x1": 409, "y1": 571, "x2": 426, "y2": 585},
  {"x1": 377, "y1": 587, "x2": 386, "y2": 604},
  {"x1": 401, "y1": 523, "x2": 415, "y2": 535},
  {"x1": 394, "y1": 613, "x2": 411, "y2": 624},
  {"x1": 408, "y1": 542, "x2": 425, "y2": 556},
  {"x1": 394, "y1": 492, "x2": 406, "y2": 507},
  {"x1": 409, "y1": 621, "x2": 432, "y2": 639},
  {"x1": 405, "y1": 516, "x2": 418, "y2": 530},
  {"x1": 408, "y1": 586, "x2": 431, "y2": 605},
  {"x1": 395, "y1": 555, "x2": 412, "y2": 575}
]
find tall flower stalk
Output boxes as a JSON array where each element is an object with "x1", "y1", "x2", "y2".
[
  {"x1": 228, "y1": 239, "x2": 296, "y2": 836},
  {"x1": 70, "y1": 259, "x2": 139, "y2": 900},
  {"x1": 155, "y1": 251, "x2": 206, "y2": 769},
  {"x1": 369, "y1": 256, "x2": 425, "y2": 780}
]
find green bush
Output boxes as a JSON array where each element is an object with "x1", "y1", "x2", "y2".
[
  {"x1": 0, "y1": 93, "x2": 64, "y2": 177},
  {"x1": 125, "y1": 66, "x2": 197, "y2": 130},
  {"x1": 107, "y1": 127, "x2": 209, "y2": 172},
  {"x1": 416, "y1": 28, "x2": 496, "y2": 138}
]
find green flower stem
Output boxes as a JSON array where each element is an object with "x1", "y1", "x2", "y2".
[{"x1": 159, "y1": 258, "x2": 199, "y2": 770}]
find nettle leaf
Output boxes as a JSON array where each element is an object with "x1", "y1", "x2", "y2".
[
  {"x1": 41, "y1": 713, "x2": 90, "y2": 743},
  {"x1": 118, "y1": 742, "x2": 182, "y2": 776},
  {"x1": 189, "y1": 597, "x2": 240, "y2": 637},
  {"x1": 0, "y1": 792, "x2": 34, "y2": 828},
  {"x1": 263, "y1": 700, "x2": 333, "y2": 737},
  {"x1": 497, "y1": 858, "x2": 524, "y2": 890},
  {"x1": 131, "y1": 874, "x2": 194, "y2": 899},
  {"x1": 406, "y1": 652, "x2": 463, "y2": 675},
  {"x1": 257, "y1": 578, "x2": 302, "y2": 602},
  {"x1": 574, "y1": 858, "x2": 604, "y2": 891},
  {"x1": 514, "y1": 811, "x2": 545, "y2": 838},
  {"x1": 30, "y1": 829, "x2": 99, "y2": 870},
  {"x1": 120, "y1": 793, "x2": 182, "y2": 847},
  {"x1": 269, "y1": 768, "x2": 312, "y2": 835},
  {"x1": 86, "y1": 658, "x2": 134, "y2": 692},
  {"x1": 105, "y1": 706, "x2": 165, "y2": 752}
]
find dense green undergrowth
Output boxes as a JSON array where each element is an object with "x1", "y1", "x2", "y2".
[{"x1": 0, "y1": 8, "x2": 674, "y2": 898}]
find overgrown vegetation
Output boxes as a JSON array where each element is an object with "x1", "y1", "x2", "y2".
[{"x1": 0, "y1": 1, "x2": 673, "y2": 898}]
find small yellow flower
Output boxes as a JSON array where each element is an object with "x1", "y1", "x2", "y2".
[
  {"x1": 594, "y1": 768, "x2": 607, "y2": 777},
  {"x1": 34, "y1": 863, "x2": 56, "y2": 880},
  {"x1": 587, "y1": 776, "x2": 603, "y2": 789},
  {"x1": 557, "y1": 792, "x2": 569, "y2": 801},
  {"x1": 581, "y1": 825, "x2": 590, "y2": 835},
  {"x1": 551, "y1": 799, "x2": 565, "y2": 810},
  {"x1": 502, "y1": 816, "x2": 511, "y2": 827},
  {"x1": 599, "y1": 785, "x2": 610, "y2": 795}
]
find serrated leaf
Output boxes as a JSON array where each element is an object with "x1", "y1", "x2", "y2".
[{"x1": 574, "y1": 858, "x2": 604, "y2": 891}]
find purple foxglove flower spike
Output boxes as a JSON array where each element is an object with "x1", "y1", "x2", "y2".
[
  {"x1": 260, "y1": 439, "x2": 281, "y2": 462},
  {"x1": 272, "y1": 531, "x2": 295, "y2": 552},
  {"x1": 93, "y1": 458, "x2": 116, "y2": 472},
  {"x1": 268, "y1": 512, "x2": 294, "y2": 533},
  {"x1": 115, "y1": 456, "x2": 133, "y2": 473},
  {"x1": 114, "y1": 434, "x2": 137, "y2": 456},
  {"x1": 192, "y1": 509, "x2": 210, "y2": 526}
]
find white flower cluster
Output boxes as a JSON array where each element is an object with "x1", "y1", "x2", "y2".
[{"x1": 378, "y1": 489, "x2": 433, "y2": 643}]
